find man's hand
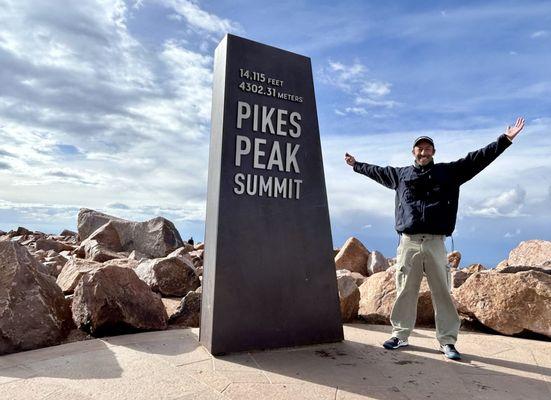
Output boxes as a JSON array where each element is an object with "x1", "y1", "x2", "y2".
[
  {"x1": 505, "y1": 117, "x2": 525, "y2": 141},
  {"x1": 345, "y1": 152, "x2": 356, "y2": 167}
]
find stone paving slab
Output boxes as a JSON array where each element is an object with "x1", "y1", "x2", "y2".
[{"x1": 0, "y1": 324, "x2": 549, "y2": 400}]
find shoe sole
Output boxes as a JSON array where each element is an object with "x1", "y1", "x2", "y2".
[{"x1": 383, "y1": 342, "x2": 408, "y2": 350}]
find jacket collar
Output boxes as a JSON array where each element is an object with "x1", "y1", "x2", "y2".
[{"x1": 413, "y1": 160, "x2": 434, "y2": 172}]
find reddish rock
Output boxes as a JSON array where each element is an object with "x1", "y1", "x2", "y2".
[
  {"x1": 168, "y1": 291, "x2": 201, "y2": 327},
  {"x1": 0, "y1": 242, "x2": 73, "y2": 355},
  {"x1": 334, "y1": 237, "x2": 369, "y2": 275},
  {"x1": 451, "y1": 270, "x2": 470, "y2": 288},
  {"x1": 447, "y1": 251, "x2": 461, "y2": 269},
  {"x1": 455, "y1": 271, "x2": 551, "y2": 337},
  {"x1": 463, "y1": 263, "x2": 486, "y2": 274},
  {"x1": 367, "y1": 250, "x2": 390, "y2": 275},
  {"x1": 161, "y1": 297, "x2": 183, "y2": 320},
  {"x1": 336, "y1": 269, "x2": 367, "y2": 287},
  {"x1": 56, "y1": 258, "x2": 102, "y2": 294},
  {"x1": 166, "y1": 247, "x2": 195, "y2": 269},
  {"x1": 193, "y1": 242, "x2": 204, "y2": 251},
  {"x1": 102, "y1": 258, "x2": 138, "y2": 269},
  {"x1": 135, "y1": 257, "x2": 200, "y2": 297},
  {"x1": 72, "y1": 265, "x2": 168, "y2": 336},
  {"x1": 358, "y1": 269, "x2": 435, "y2": 326},
  {"x1": 507, "y1": 240, "x2": 551, "y2": 267},
  {"x1": 35, "y1": 238, "x2": 74, "y2": 253},
  {"x1": 187, "y1": 249, "x2": 204, "y2": 269},
  {"x1": 337, "y1": 275, "x2": 360, "y2": 322},
  {"x1": 60, "y1": 229, "x2": 78, "y2": 237},
  {"x1": 77, "y1": 208, "x2": 183, "y2": 258}
]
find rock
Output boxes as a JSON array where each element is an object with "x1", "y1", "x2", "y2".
[
  {"x1": 8, "y1": 227, "x2": 32, "y2": 237},
  {"x1": 336, "y1": 269, "x2": 367, "y2": 287},
  {"x1": 367, "y1": 250, "x2": 390, "y2": 275},
  {"x1": 454, "y1": 271, "x2": 551, "y2": 337},
  {"x1": 60, "y1": 229, "x2": 78, "y2": 237},
  {"x1": 75, "y1": 221, "x2": 125, "y2": 263},
  {"x1": 168, "y1": 291, "x2": 201, "y2": 327},
  {"x1": 41, "y1": 251, "x2": 69, "y2": 277},
  {"x1": 451, "y1": 270, "x2": 470, "y2": 288},
  {"x1": 334, "y1": 237, "x2": 369, "y2": 275},
  {"x1": 35, "y1": 238, "x2": 74, "y2": 253},
  {"x1": 0, "y1": 242, "x2": 73, "y2": 355},
  {"x1": 72, "y1": 265, "x2": 168, "y2": 336},
  {"x1": 56, "y1": 258, "x2": 103, "y2": 294},
  {"x1": 161, "y1": 297, "x2": 183, "y2": 319},
  {"x1": 129, "y1": 250, "x2": 149, "y2": 261},
  {"x1": 507, "y1": 240, "x2": 551, "y2": 267},
  {"x1": 358, "y1": 269, "x2": 435, "y2": 326},
  {"x1": 462, "y1": 263, "x2": 486, "y2": 274},
  {"x1": 167, "y1": 244, "x2": 194, "y2": 257},
  {"x1": 187, "y1": 249, "x2": 204, "y2": 269},
  {"x1": 102, "y1": 258, "x2": 138, "y2": 269},
  {"x1": 78, "y1": 240, "x2": 125, "y2": 263},
  {"x1": 495, "y1": 259, "x2": 509, "y2": 270},
  {"x1": 497, "y1": 265, "x2": 551, "y2": 274},
  {"x1": 135, "y1": 257, "x2": 200, "y2": 297},
  {"x1": 166, "y1": 247, "x2": 196, "y2": 269},
  {"x1": 337, "y1": 275, "x2": 360, "y2": 322},
  {"x1": 77, "y1": 208, "x2": 183, "y2": 258},
  {"x1": 447, "y1": 251, "x2": 461, "y2": 269},
  {"x1": 193, "y1": 242, "x2": 204, "y2": 251}
]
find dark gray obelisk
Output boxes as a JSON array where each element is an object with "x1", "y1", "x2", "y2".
[{"x1": 200, "y1": 34, "x2": 343, "y2": 355}]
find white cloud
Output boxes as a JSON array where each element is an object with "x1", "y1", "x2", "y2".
[
  {"x1": 465, "y1": 187, "x2": 527, "y2": 218},
  {"x1": 504, "y1": 228, "x2": 521, "y2": 238},
  {"x1": 531, "y1": 30, "x2": 549, "y2": 38},
  {"x1": 320, "y1": 60, "x2": 397, "y2": 116},
  {"x1": 0, "y1": 0, "x2": 238, "y2": 229},
  {"x1": 158, "y1": 0, "x2": 241, "y2": 35}
]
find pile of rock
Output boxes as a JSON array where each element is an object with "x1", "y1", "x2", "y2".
[
  {"x1": 0, "y1": 208, "x2": 204, "y2": 355},
  {"x1": 334, "y1": 237, "x2": 551, "y2": 339}
]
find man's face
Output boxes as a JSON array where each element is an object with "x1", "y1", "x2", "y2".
[{"x1": 412, "y1": 141, "x2": 435, "y2": 166}]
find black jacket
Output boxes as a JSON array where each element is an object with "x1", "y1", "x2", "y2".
[{"x1": 353, "y1": 134, "x2": 512, "y2": 235}]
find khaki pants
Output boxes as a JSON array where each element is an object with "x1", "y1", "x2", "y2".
[{"x1": 391, "y1": 233, "x2": 460, "y2": 345}]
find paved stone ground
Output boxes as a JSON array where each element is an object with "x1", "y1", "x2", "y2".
[{"x1": 0, "y1": 324, "x2": 549, "y2": 400}]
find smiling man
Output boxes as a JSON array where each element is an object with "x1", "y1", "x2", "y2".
[{"x1": 344, "y1": 117, "x2": 525, "y2": 360}]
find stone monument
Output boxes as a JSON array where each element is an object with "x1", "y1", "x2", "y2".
[{"x1": 200, "y1": 34, "x2": 343, "y2": 355}]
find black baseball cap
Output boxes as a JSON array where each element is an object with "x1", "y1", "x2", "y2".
[{"x1": 413, "y1": 136, "x2": 434, "y2": 147}]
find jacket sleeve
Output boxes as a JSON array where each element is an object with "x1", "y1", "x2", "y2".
[
  {"x1": 448, "y1": 134, "x2": 512, "y2": 185},
  {"x1": 353, "y1": 162, "x2": 399, "y2": 190}
]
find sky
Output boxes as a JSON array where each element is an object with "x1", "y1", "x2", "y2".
[{"x1": 0, "y1": 0, "x2": 550, "y2": 267}]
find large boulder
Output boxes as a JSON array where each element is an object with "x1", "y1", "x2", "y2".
[
  {"x1": 76, "y1": 221, "x2": 124, "y2": 262},
  {"x1": 135, "y1": 257, "x2": 200, "y2": 297},
  {"x1": 56, "y1": 258, "x2": 103, "y2": 294},
  {"x1": 367, "y1": 250, "x2": 390, "y2": 275},
  {"x1": 358, "y1": 268, "x2": 435, "y2": 326},
  {"x1": 77, "y1": 208, "x2": 184, "y2": 258},
  {"x1": 72, "y1": 265, "x2": 168, "y2": 336},
  {"x1": 334, "y1": 237, "x2": 369, "y2": 275},
  {"x1": 0, "y1": 242, "x2": 73, "y2": 355},
  {"x1": 337, "y1": 275, "x2": 360, "y2": 322},
  {"x1": 507, "y1": 240, "x2": 551, "y2": 267},
  {"x1": 168, "y1": 291, "x2": 201, "y2": 327},
  {"x1": 454, "y1": 271, "x2": 551, "y2": 337}
]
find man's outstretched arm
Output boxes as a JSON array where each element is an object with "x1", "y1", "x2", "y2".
[
  {"x1": 449, "y1": 117, "x2": 525, "y2": 185},
  {"x1": 345, "y1": 152, "x2": 399, "y2": 190}
]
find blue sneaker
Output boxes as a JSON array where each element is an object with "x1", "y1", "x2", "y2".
[
  {"x1": 440, "y1": 344, "x2": 461, "y2": 360},
  {"x1": 383, "y1": 337, "x2": 409, "y2": 350}
]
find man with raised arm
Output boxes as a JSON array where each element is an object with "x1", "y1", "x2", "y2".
[{"x1": 344, "y1": 117, "x2": 525, "y2": 360}]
